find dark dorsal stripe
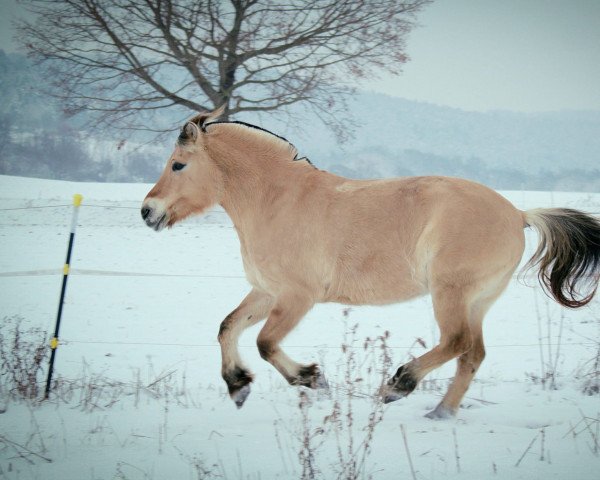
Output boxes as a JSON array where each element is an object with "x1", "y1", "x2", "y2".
[
  {"x1": 293, "y1": 155, "x2": 314, "y2": 166},
  {"x1": 210, "y1": 121, "x2": 315, "y2": 167},
  {"x1": 209, "y1": 120, "x2": 292, "y2": 146}
]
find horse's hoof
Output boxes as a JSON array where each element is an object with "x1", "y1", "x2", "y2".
[
  {"x1": 425, "y1": 404, "x2": 455, "y2": 420},
  {"x1": 382, "y1": 392, "x2": 404, "y2": 404},
  {"x1": 231, "y1": 384, "x2": 251, "y2": 409},
  {"x1": 314, "y1": 370, "x2": 329, "y2": 390},
  {"x1": 379, "y1": 384, "x2": 408, "y2": 404},
  {"x1": 380, "y1": 387, "x2": 407, "y2": 404},
  {"x1": 223, "y1": 366, "x2": 253, "y2": 408}
]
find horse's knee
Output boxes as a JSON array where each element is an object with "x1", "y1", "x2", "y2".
[
  {"x1": 217, "y1": 313, "x2": 235, "y2": 342},
  {"x1": 217, "y1": 320, "x2": 228, "y2": 342},
  {"x1": 444, "y1": 330, "x2": 473, "y2": 356},
  {"x1": 257, "y1": 336, "x2": 275, "y2": 360},
  {"x1": 217, "y1": 308, "x2": 238, "y2": 342},
  {"x1": 472, "y1": 343, "x2": 485, "y2": 363}
]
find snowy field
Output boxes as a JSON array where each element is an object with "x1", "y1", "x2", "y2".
[{"x1": 0, "y1": 174, "x2": 599, "y2": 479}]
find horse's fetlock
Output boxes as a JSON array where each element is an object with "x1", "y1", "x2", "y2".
[
  {"x1": 390, "y1": 364, "x2": 418, "y2": 394},
  {"x1": 290, "y1": 364, "x2": 328, "y2": 389},
  {"x1": 298, "y1": 363, "x2": 319, "y2": 378},
  {"x1": 222, "y1": 366, "x2": 253, "y2": 394},
  {"x1": 294, "y1": 364, "x2": 319, "y2": 387}
]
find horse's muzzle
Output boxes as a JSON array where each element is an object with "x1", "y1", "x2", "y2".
[{"x1": 141, "y1": 203, "x2": 167, "y2": 231}]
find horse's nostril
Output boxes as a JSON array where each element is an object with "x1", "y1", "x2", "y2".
[{"x1": 141, "y1": 206, "x2": 151, "y2": 220}]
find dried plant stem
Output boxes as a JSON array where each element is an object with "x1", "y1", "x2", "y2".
[
  {"x1": 534, "y1": 292, "x2": 546, "y2": 389},
  {"x1": 597, "y1": 412, "x2": 600, "y2": 455},
  {"x1": 0, "y1": 433, "x2": 52, "y2": 464},
  {"x1": 400, "y1": 424, "x2": 417, "y2": 480},
  {"x1": 452, "y1": 427, "x2": 461, "y2": 473},
  {"x1": 515, "y1": 433, "x2": 539, "y2": 467},
  {"x1": 578, "y1": 409, "x2": 600, "y2": 455},
  {"x1": 550, "y1": 312, "x2": 564, "y2": 390}
]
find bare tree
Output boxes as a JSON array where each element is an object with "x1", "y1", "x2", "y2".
[{"x1": 17, "y1": 0, "x2": 429, "y2": 137}]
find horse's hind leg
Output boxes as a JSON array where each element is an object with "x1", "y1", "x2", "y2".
[
  {"x1": 425, "y1": 322, "x2": 485, "y2": 419},
  {"x1": 218, "y1": 289, "x2": 274, "y2": 407},
  {"x1": 426, "y1": 279, "x2": 511, "y2": 419},
  {"x1": 256, "y1": 293, "x2": 326, "y2": 389},
  {"x1": 381, "y1": 285, "x2": 474, "y2": 404}
]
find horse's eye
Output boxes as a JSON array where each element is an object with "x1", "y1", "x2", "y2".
[{"x1": 172, "y1": 162, "x2": 186, "y2": 172}]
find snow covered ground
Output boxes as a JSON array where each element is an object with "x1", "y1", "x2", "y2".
[{"x1": 0, "y1": 174, "x2": 599, "y2": 479}]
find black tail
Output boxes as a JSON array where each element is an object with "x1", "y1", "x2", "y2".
[{"x1": 524, "y1": 208, "x2": 600, "y2": 308}]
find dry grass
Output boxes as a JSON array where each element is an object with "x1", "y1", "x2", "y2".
[
  {"x1": 0, "y1": 316, "x2": 48, "y2": 402},
  {"x1": 290, "y1": 314, "x2": 393, "y2": 480}
]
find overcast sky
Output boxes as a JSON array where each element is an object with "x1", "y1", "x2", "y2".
[
  {"x1": 2, "y1": 0, "x2": 599, "y2": 113},
  {"x1": 370, "y1": 0, "x2": 600, "y2": 112}
]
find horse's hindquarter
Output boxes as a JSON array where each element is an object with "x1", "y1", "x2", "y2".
[
  {"x1": 421, "y1": 178, "x2": 526, "y2": 290},
  {"x1": 325, "y1": 176, "x2": 526, "y2": 305}
]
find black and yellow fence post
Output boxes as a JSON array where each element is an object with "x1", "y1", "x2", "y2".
[{"x1": 44, "y1": 193, "x2": 83, "y2": 399}]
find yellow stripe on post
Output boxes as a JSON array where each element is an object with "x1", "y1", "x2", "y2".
[
  {"x1": 73, "y1": 194, "x2": 83, "y2": 207},
  {"x1": 50, "y1": 337, "x2": 59, "y2": 349},
  {"x1": 63, "y1": 264, "x2": 70, "y2": 275}
]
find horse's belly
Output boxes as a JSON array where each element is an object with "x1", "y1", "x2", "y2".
[
  {"x1": 324, "y1": 267, "x2": 428, "y2": 305},
  {"x1": 240, "y1": 239, "x2": 428, "y2": 304}
]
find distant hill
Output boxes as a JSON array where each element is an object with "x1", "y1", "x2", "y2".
[
  {"x1": 1, "y1": 50, "x2": 599, "y2": 191},
  {"x1": 256, "y1": 92, "x2": 600, "y2": 190}
]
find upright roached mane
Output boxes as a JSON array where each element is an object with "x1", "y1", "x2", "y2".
[{"x1": 142, "y1": 108, "x2": 600, "y2": 418}]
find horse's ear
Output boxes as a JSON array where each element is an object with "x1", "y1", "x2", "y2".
[
  {"x1": 178, "y1": 105, "x2": 226, "y2": 145},
  {"x1": 178, "y1": 121, "x2": 200, "y2": 144},
  {"x1": 189, "y1": 104, "x2": 227, "y2": 132}
]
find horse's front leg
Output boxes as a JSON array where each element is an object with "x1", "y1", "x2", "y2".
[
  {"x1": 256, "y1": 293, "x2": 327, "y2": 389},
  {"x1": 218, "y1": 289, "x2": 273, "y2": 408}
]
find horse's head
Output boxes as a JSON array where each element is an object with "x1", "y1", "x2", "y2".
[{"x1": 141, "y1": 109, "x2": 225, "y2": 231}]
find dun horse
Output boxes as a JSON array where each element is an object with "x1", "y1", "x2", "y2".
[{"x1": 142, "y1": 109, "x2": 600, "y2": 418}]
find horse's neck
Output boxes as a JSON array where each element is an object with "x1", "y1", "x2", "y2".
[{"x1": 217, "y1": 150, "x2": 295, "y2": 229}]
